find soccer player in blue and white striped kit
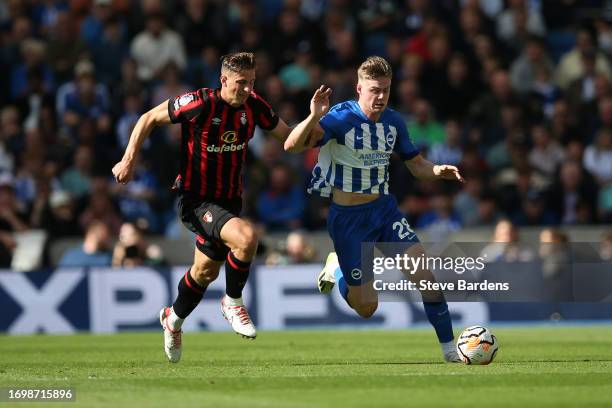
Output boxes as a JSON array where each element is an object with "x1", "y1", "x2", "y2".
[{"x1": 285, "y1": 56, "x2": 464, "y2": 362}]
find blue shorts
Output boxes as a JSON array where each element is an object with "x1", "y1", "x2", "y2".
[{"x1": 327, "y1": 194, "x2": 420, "y2": 286}]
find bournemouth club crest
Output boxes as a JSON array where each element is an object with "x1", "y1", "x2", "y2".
[{"x1": 202, "y1": 211, "x2": 213, "y2": 223}]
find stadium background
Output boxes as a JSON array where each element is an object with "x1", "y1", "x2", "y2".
[{"x1": 2, "y1": 0, "x2": 612, "y2": 334}]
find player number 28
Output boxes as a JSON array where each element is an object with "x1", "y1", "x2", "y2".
[{"x1": 392, "y1": 218, "x2": 415, "y2": 239}]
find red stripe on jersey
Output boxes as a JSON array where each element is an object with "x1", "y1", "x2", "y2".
[
  {"x1": 259, "y1": 113, "x2": 271, "y2": 129},
  {"x1": 184, "y1": 122, "x2": 195, "y2": 189},
  {"x1": 200, "y1": 89, "x2": 216, "y2": 197},
  {"x1": 214, "y1": 105, "x2": 230, "y2": 199},
  {"x1": 237, "y1": 104, "x2": 255, "y2": 196},
  {"x1": 227, "y1": 111, "x2": 241, "y2": 198}
]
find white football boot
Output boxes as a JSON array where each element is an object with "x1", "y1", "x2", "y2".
[
  {"x1": 317, "y1": 252, "x2": 339, "y2": 294},
  {"x1": 159, "y1": 307, "x2": 182, "y2": 363},
  {"x1": 442, "y1": 341, "x2": 462, "y2": 363},
  {"x1": 221, "y1": 296, "x2": 257, "y2": 339},
  {"x1": 443, "y1": 349, "x2": 462, "y2": 363}
]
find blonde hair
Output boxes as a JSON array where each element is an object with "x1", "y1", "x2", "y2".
[{"x1": 358, "y1": 56, "x2": 392, "y2": 81}]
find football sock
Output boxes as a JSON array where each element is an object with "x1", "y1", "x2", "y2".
[
  {"x1": 167, "y1": 307, "x2": 184, "y2": 330},
  {"x1": 172, "y1": 269, "x2": 207, "y2": 321},
  {"x1": 423, "y1": 301, "x2": 454, "y2": 343},
  {"x1": 334, "y1": 266, "x2": 349, "y2": 302},
  {"x1": 223, "y1": 294, "x2": 244, "y2": 306},
  {"x1": 225, "y1": 251, "x2": 251, "y2": 299}
]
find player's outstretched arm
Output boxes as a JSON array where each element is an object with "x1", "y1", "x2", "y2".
[
  {"x1": 405, "y1": 154, "x2": 465, "y2": 183},
  {"x1": 112, "y1": 100, "x2": 172, "y2": 184},
  {"x1": 284, "y1": 85, "x2": 332, "y2": 153}
]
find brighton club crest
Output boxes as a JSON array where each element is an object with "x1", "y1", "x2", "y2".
[{"x1": 202, "y1": 211, "x2": 213, "y2": 223}]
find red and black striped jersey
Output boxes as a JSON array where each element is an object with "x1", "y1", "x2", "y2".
[{"x1": 168, "y1": 88, "x2": 279, "y2": 200}]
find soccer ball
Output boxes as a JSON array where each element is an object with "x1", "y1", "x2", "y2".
[{"x1": 456, "y1": 326, "x2": 499, "y2": 365}]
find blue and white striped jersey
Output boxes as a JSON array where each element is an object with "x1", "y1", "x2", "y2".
[{"x1": 307, "y1": 100, "x2": 419, "y2": 197}]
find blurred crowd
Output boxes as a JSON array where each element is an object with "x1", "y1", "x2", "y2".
[{"x1": 2, "y1": 0, "x2": 612, "y2": 268}]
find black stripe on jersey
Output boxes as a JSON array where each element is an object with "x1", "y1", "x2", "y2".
[
  {"x1": 192, "y1": 89, "x2": 213, "y2": 198},
  {"x1": 221, "y1": 110, "x2": 240, "y2": 199},
  {"x1": 235, "y1": 102, "x2": 256, "y2": 197},
  {"x1": 205, "y1": 99, "x2": 226, "y2": 199}
]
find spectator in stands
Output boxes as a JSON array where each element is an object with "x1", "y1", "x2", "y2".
[
  {"x1": 549, "y1": 99, "x2": 579, "y2": 145},
  {"x1": 470, "y1": 70, "x2": 521, "y2": 146},
  {"x1": 428, "y1": 120, "x2": 463, "y2": 166},
  {"x1": 416, "y1": 192, "x2": 462, "y2": 241},
  {"x1": 475, "y1": 192, "x2": 503, "y2": 226},
  {"x1": 116, "y1": 92, "x2": 145, "y2": 152},
  {"x1": 60, "y1": 145, "x2": 94, "y2": 199},
  {"x1": 176, "y1": 0, "x2": 223, "y2": 58},
  {"x1": 0, "y1": 172, "x2": 24, "y2": 264},
  {"x1": 46, "y1": 10, "x2": 85, "y2": 84},
  {"x1": 435, "y1": 53, "x2": 478, "y2": 121},
  {"x1": 538, "y1": 228, "x2": 571, "y2": 301},
  {"x1": 56, "y1": 60, "x2": 111, "y2": 136},
  {"x1": 599, "y1": 232, "x2": 612, "y2": 261},
  {"x1": 583, "y1": 128, "x2": 612, "y2": 185},
  {"x1": 408, "y1": 99, "x2": 445, "y2": 149},
  {"x1": 130, "y1": 11, "x2": 187, "y2": 82},
  {"x1": 513, "y1": 189, "x2": 557, "y2": 226},
  {"x1": 31, "y1": 189, "x2": 81, "y2": 239},
  {"x1": 265, "y1": 230, "x2": 316, "y2": 266},
  {"x1": 453, "y1": 176, "x2": 483, "y2": 227},
  {"x1": 109, "y1": 155, "x2": 160, "y2": 232},
  {"x1": 481, "y1": 219, "x2": 535, "y2": 262},
  {"x1": 112, "y1": 222, "x2": 164, "y2": 267},
  {"x1": 496, "y1": 0, "x2": 546, "y2": 51},
  {"x1": 566, "y1": 48, "x2": 599, "y2": 116},
  {"x1": 11, "y1": 38, "x2": 54, "y2": 100},
  {"x1": 548, "y1": 161, "x2": 598, "y2": 225},
  {"x1": 14, "y1": 65, "x2": 56, "y2": 132},
  {"x1": 151, "y1": 62, "x2": 190, "y2": 106},
  {"x1": 92, "y1": 16, "x2": 130, "y2": 85},
  {"x1": 256, "y1": 163, "x2": 305, "y2": 231},
  {"x1": 510, "y1": 35, "x2": 553, "y2": 94},
  {"x1": 528, "y1": 124, "x2": 565, "y2": 178},
  {"x1": 555, "y1": 27, "x2": 611, "y2": 90},
  {"x1": 58, "y1": 220, "x2": 112, "y2": 267},
  {"x1": 79, "y1": 177, "x2": 122, "y2": 234},
  {"x1": 0, "y1": 106, "x2": 20, "y2": 174},
  {"x1": 0, "y1": 173, "x2": 29, "y2": 234}
]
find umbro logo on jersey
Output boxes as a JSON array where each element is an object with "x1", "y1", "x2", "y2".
[
  {"x1": 212, "y1": 117, "x2": 221, "y2": 125},
  {"x1": 240, "y1": 112, "x2": 247, "y2": 125}
]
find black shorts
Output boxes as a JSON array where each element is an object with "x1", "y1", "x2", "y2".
[{"x1": 178, "y1": 193, "x2": 242, "y2": 261}]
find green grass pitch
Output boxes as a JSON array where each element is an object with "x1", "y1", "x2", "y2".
[{"x1": 1, "y1": 326, "x2": 611, "y2": 407}]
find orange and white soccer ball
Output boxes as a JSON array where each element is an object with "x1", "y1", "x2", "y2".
[{"x1": 456, "y1": 326, "x2": 499, "y2": 365}]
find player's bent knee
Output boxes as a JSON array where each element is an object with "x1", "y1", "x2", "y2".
[
  {"x1": 191, "y1": 264, "x2": 220, "y2": 285},
  {"x1": 355, "y1": 302, "x2": 378, "y2": 318},
  {"x1": 237, "y1": 225, "x2": 258, "y2": 252}
]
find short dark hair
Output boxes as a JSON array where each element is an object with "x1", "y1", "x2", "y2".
[{"x1": 221, "y1": 52, "x2": 256, "y2": 73}]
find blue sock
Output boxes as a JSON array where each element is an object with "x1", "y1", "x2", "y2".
[
  {"x1": 334, "y1": 267, "x2": 349, "y2": 303},
  {"x1": 423, "y1": 301, "x2": 454, "y2": 343}
]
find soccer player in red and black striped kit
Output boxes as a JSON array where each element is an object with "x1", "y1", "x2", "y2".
[{"x1": 112, "y1": 53, "x2": 330, "y2": 363}]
